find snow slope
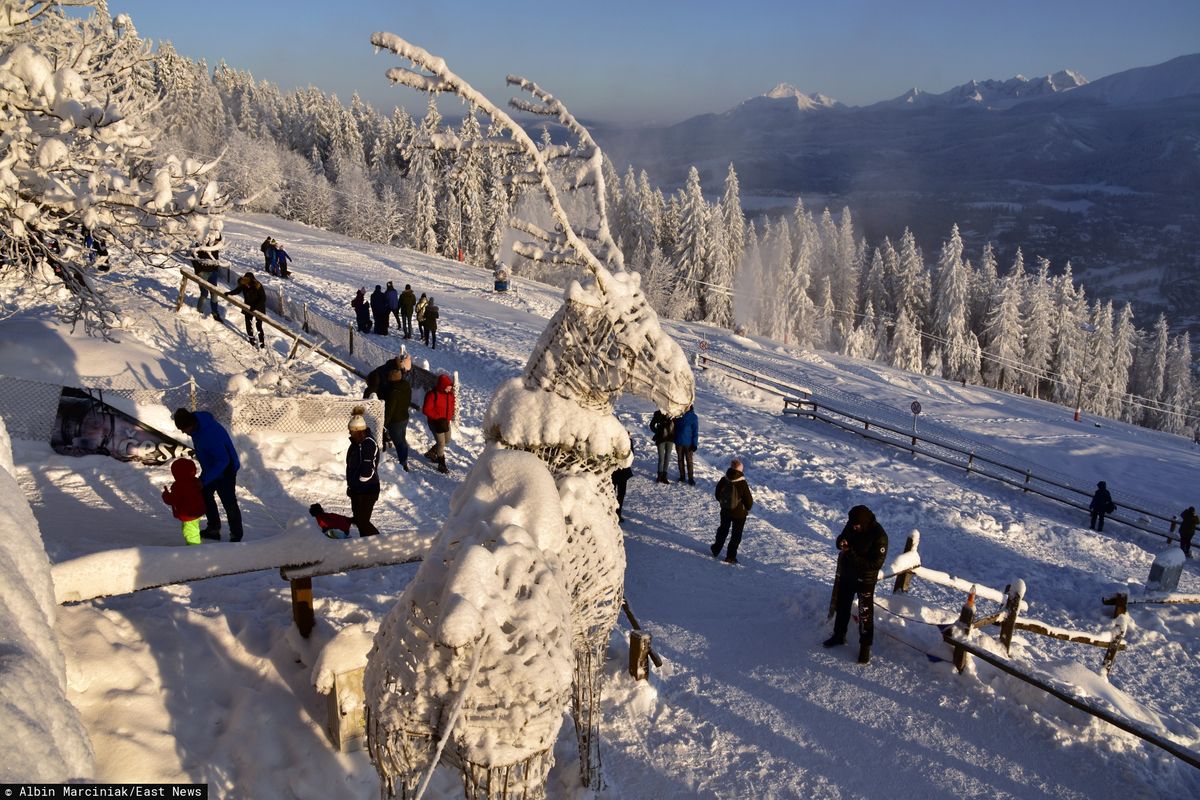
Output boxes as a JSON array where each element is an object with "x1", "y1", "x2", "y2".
[{"x1": 2, "y1": 213, "x2": 1198, "y2": 798}]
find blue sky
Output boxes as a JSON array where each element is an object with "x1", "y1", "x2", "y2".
[{"x1": 110, "y1": 0, "x2": 1200, "y2": 124}]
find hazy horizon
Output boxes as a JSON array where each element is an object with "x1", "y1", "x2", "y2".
[{"x1": 109, "y1": 0, "x2": 1200, "y2": 125}]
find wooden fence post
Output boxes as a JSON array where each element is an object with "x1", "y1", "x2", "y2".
[
  {"x1": 629, "y1": 631, "x2": 652, "y2": 680},
  {"x1": 1101, "y1": 614, "x2": 1128, "y2": 675},
  {"x1": 188, "y1": 374, "x2": 197, "y2": 411},
  {"x1": 952, "y1": 587, "x2": 977, "y2": 673},
  {"x1": 1169, "y1": 516, "x2": 1178, "y2": 534},
  {"x1": 892, "y1": 534, "x2": 918, "y2": 594},
  {"x1": 174, "y1": 276, "x2": 188, "y2": 312},
  {"x1": 290, "y1": 577, "x2": 315, "y2": 638},
  {"x1": 1112, "y1": 591, "x2": 1128, "y2": 619},
  {"x1": 303, "y1": 302, "x2": 310, "y2": 334},
  {"x1": 998, "y1": 580, "x2": 1025, "y2": 653},
  {"x1": 966, "y1": 452, "x2": 974, "y2": 474},
  {"x1": 1023, "y1": 469, "x2": 1032, "y2": 492}
]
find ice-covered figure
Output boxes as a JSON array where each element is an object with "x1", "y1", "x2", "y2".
[{"x1": 364, "y1": 34, "x2": 694, "y2": 797}]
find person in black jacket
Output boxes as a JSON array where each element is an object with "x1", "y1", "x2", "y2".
[
  {"x1": 226, "y1": 272, "x2": 266, "y2": 348},
  {"x1": 824, "y1": 504, "x2": 888, "y2": 664},
  {"x1": 398, "y1": 284, "x2": 417, "y2": 339},
  {"x1": 711, "y1": 458, "x2": 754, "y2": 564},
  {"x1": 1178, "y1": 506, "x2": 1196, "y2": 558},
  {"x1": 1089, "y1": 481, "x2": 1113, "y2": 531},
  {"x1": 425, "y1": 297, "x2": 440, "y2": 349},
  {"x1": 345, "y1": 408, "x2": 380, "y2": 536},
  {"x1": 370, "y1": 285, "x2": 390, "y2": 336},
  {"x1": 648, "y1": 410, "x2": 674, "y2": 484}
]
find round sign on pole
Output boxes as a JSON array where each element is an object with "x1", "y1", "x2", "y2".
[
  {"x1": 699, "y1": 340, "x2": 709, "y2": 351},
  {"x1": 910, "y1": 401, "x2": 922, "y2": 415}
]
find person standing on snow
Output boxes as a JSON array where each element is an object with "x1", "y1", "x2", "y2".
[
  {"x1": 260, "y1": 237, "x2": 276, "y2": 273},
  {"x1": 672, "y1": 404, "x2": 699, "y2": 485},
  {"x1": 385, "y1": 281, "x2": 400, "y2": 328},
  {"x1": 272, "y1": 242, "x2": 293, "y2": 278},
  {"x1": 383, "y1": 356, "x2": 414, "y2": 471},
  {"x1": 416, "y1": 293, "x2": 430, "y2": 345},
  {"x1": 173, "y1": 408, "x2": 244, "y2": 542},
  {"x1": 226, "y1": 271, "x2": 267, "y2": 348},
  {"x1": 398, "y1": 284, "x2": 417, "y2": 339},
  {"x1": 425, "y1": 296, "x2": 441, "y2": 349},
  {"x1": 824, "y1": 505, "x2": 888, "y2": 664},
  {"x1": 345, "y1": 407, "x2": 380, "y2": 537},
  {"x1": 1179, "y1": 505, "x2": 1197, "y2": 558},
  {"x1": 421, "y1": 373, "x2": 455, "y2": 474},
  {"x1": 352, "y1": 288, "x2": 371, "y2": 333},
  {"x1": 612, "y1": 464, "x2": 633, "y2": 522},
  {"x1": 161, "y1": 457, "x2": 206, "y2": 545},
  {"x1": 370, "y1": 285, "x2": 390, "y2": 336},
  {"x1": 649, "y1": 409, "x2": 675, "y2": 484},
  {"x1": 711, "y1": 458, "x2": 754, "y2": 564},
  {"x1": 1089, "y1": 481, "x2": 1114, "y2": 531}
]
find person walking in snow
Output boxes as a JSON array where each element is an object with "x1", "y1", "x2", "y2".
[
  {"x1": 191, "y1": 232, "x2": 223, "y2": 321},
  {"x1": 352, "y1": 288, "x2": 371, "y2": 333},
  {"x1": 161, "y1": 457, "x2": 206, "y2": 545},
  {"x1": 272, "y1": 242, "x2": 293, "y2": 278},
  {"x1": 385, "y1": 281, "x2": 401, "y2": 328},
  {"x1": 612, "y1": 464, "x2": 633, "y2": 522},
  {"x1": 710, "y1": 458, "x2": 754, "y2": 564},
  {"x1": 345, "y1": 407, "x2": 381, "y2": 537},
  {"x1": 673, "y1": 404, "x2": 699, "y2": 485},
  {"x1": 421, "y1": 373, "x2": 455, "y2": 474},
  {"x1": 824, "y1": 504, "x2": 888, "y2": 664},
  {"x1": 425, "y1": 296, "x2": 441, "y2": 349},
  {"x1": 416, "y1": 293, "x2": 430, "y2": 345},
  {"x1": 370, "y1": 285, "x2": 390, "y2": 335},
  {"x1": 260, "y1": 237, "x2": 276, "y2": 274},
  {"x1": 172, "y1": 408, "x2": 244, "y2": 542},
  {"x1": 649, "y1": 409, "x2": 675, "y2": 484},
  {"x1": 1089, "y1": 481, "x2": 1114, "y2": 531},
  {"x1": 398, "y1": 284, "x2": 417, "y2": 339},
  {"x1": 309, "y1": 503, "x2": 352, "y2": 540},
  {"x1": 1179, "y1": 505, "x2": 1197, "y2": 558},
  {"x1": 363, "y1": 347, "x2": 409, "y2": 400},
  {"x1": 383, "y1": 355, "x2": 414, "y2": 471},
  {"x1": 226, "y1": 271, "x2": 267, "y2": 348}
]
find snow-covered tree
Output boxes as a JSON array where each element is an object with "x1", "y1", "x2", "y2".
[
  {"x1": 0, "y1": 2, "x2": 226, "y2": 335},
  {"x1": 1021, "y1": 258, "x2": 1055, "y2": 397},
  {"x1": 669, "y1": 166, "x2": 713, "y2": 322},
  {"x1": 889, "y1": 306, "x2": 923, "y2": 373},
  {"x1": 931, "y1": 224, "x2": 974, "y2": 382},
  {"x1": 981, "y1": 270, "x2": 1025, "y2": 393}
]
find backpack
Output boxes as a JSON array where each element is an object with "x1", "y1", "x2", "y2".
[{"x1": 718, "y1": 478, "x2": 743, "y2": 513}]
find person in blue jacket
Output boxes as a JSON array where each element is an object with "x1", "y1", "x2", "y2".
[
  {"x1": 673, "y1": 404, "x2": 699, "y2": 485},
  {"x1": 346, "y1": 407, "x2": 380, "y2": 536},
  {"x1": 173, "y1": 408, "x2": 244, "y2": 542}
]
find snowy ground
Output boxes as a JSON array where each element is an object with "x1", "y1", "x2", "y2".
[{"x1": 4, "y1": 213, "x2": 1199, "y2": 798}]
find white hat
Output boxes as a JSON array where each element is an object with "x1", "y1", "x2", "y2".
[{"x1": 348, "y1": 407, "x2": 367, "y2": 432}]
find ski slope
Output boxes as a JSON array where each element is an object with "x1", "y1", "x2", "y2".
[{"x1": 3, "y1": 213, "x2": 1198, "y2": 798}]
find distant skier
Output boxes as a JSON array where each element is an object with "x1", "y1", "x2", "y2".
[
  {"x1": 648, "y1": 409, "x2": 675, "y2": 484},
  {"x1": 161, "y1": 457, "x2": 206, "y2": 545},
  {"x1": 345, "y1": 407, "x2": 381, "y2": 537},
  {"x1": 1089, "y1": 481, "x2": 1114, "y2": 531},
  {"x1": 172, "y1": 408, "x2": 244, "y2": 542},
  {"x1": 352, "y1": 288, "x2": 371, "y2": 332},
  {"x1": 1179, "y1": 505, "x2": 1197, "y2": 558},
  {"x1": 398, "y1": 284, "x2": 417, "y2": 339},
  {"x1": 824, "y1": 505, "x2": 888, "y2": 664},
  {"x1": 710, "y1": 458, "x2": 754, "y2": 564},
  {"x1": 673, "y1": 405, "x2": 699, "y2": 485},
  {"x1": 309, "y1": 503, "x2": 352, "y2": 540}
]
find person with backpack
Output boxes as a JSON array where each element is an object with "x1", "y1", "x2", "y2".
[
  {"x1": 824, "y1": 504, "x2": 888, "y2": 664},
  {"x1": 226, "y1": 271, "x2": 267, "y2": 348},
  {"x1": 398, "y1": 284, "x2": 417, "y2": 339},
  {"x1": 649, "y1": 409, "x2": 675, "y2": 484},
  {"x1": 711, "y1": 458, "x2": 754, "y2": 564},
  {"x1": 673, "y1": 404, "x2": 699, "y2": 485},
  {"x1": 345, "y1": 407, "x2": 380, "y2": 537},
  {"x1": 416, "y1": 293, "x2": 429, "y2": 344},
  {"x1": 1089, "y1": 481, "x2": 1114, "y2": 531},
  {"x1": 1179, "y1": 505, "x2": 1197, "y2": 558},
  {"x1": 425, "y1": 296, "x2": 441, "y2": 349}
]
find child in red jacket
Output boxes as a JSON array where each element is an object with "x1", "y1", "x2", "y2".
[
  {"x1": 309, "y1": 503, "x2": 353, "y2": 539},
  {"x1": 162, "y1": 458, "x2": 206, "y2": 545}
]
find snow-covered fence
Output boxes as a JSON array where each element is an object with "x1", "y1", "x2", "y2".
[
  {"x1": 694, "y1": 351, "x2": 811, "y2": 402},
  {"x1": 1102, "y1": 590, "x2": 1200, "y2": 618}
]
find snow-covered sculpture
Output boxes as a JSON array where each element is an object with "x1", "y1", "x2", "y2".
[{"x1": 364, "y1": 34, "x2": 694, "y2": 798}]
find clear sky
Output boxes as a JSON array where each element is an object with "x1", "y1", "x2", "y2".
[{"x1": 109, "y1": 0, "x2": 1200, "y2": 125}]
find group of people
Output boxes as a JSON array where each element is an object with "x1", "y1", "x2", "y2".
[
  {"x1": 1090, "y1": 480, "x2": 1195, "y2": 558},
  {"x1": 260, "y1": 237, "x2": 292, "y2": 278},
  {"x1": 352, "y1": 282, "x2": 442, "y2": 348},
  {"x1": 648, "y1": 405, "x2": 699, "y2": 485}
]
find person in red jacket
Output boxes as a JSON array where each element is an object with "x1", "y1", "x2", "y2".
[
  {"x1": 309, "y1": 503, "x2": 353, "y2": 540},
  {"x1": 161, "y1": 458, "x2": 207, "y2": 545},
  {"x1": 421, "y1": 373, "x2": 455, "y2": 474}
]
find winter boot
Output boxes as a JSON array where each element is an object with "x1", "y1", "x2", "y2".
[
  {"x1": 258, "y1": 334, "x2": 265, "y2": 348},
  {"x1": 857, "y1": 643, "x2": 871, "y2": 664},
  {"x1": 437, "y1": 456, "x2": 449, "y2": 474},
  {"x1": 710, "y1": 543, "x2": 721, "y2": 558},
  {"x1": 822, "y1": 635, "x2": 845, "y2": 648},
  {"x1": 200, "y1": 527, "x2": 221, "y2": 542},
  {"x1": 657, "y1": 472, "x2": 667, "y2": 484}
]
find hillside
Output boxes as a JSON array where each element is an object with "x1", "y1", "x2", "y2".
[{"x1": 2, "y1": 214, "x2": 1199, "y2": 798}]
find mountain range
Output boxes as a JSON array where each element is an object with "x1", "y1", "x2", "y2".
[{"x1": 594, "y1": 53, "x2": 1200, "y2": 330}]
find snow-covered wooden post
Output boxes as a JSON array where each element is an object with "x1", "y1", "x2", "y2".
[
  {"x1": 1023, "y1": 469, "x2": 1032, "y2": 492},
  {"x1": 629, "y1": 631, "x2": 652, "y2": 680},
  {"x1": 302, "y1": 302, "x2": 310, "y2": 334},
  {"x1": 998, "y1": 580, "x2": 1025, "y2": 653},
  {"x1": 326, "y1": 667, "x2": 367, "y2": 752},
  {"x1": 1101, "y1": 614, "x2": 1128, "y2": 676},
  {"x1": 951, "y1": 587, "x2": 977, "y2": 673},
  {"x1": 892, "y1": 533, "x2": 919, "y2": 594},
  {"x1": 174, "y1": 276, "x2": 188, "y2": 312},
  {"x1": 348, "y1": 324, "x2": 355, "y2": 356},
  {"x1": 290, "y1": 577, "x2": 315, "y2": 638},
  {"x1": 188, "y1": 374, "x2": 197, "y2": 412}
]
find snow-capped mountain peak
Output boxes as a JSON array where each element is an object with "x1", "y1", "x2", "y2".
[
  {"x1": 763, "y1": 83, "x2": 842, "y2": 110},
  {"x1": 868, "y1": 69, "x2": 1088, "y2": 110}
]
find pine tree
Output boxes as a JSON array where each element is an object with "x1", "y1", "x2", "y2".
[
  {"x1": 1163, "y1": 333, "x2": 1194, "y2": 435},
  {"x1": 889, "y1": 307, "x2": 923, "y2": 373},
  {"x1": 1021, "y1": 258, "x2": 1055, "y2": 397},
  {"x1": 670, "y1": 167, "x2": 713, "y2": 322},
  {"x1": 971, "y1": 242, "x2": 999, "y2": 333},
  {"x1": 931, "y1": 224, "x2": 973, "y2": 381},
  {"x1": 982, "y1": 271, "x2": 1025, "y2": 392},
  {"x1": 1111, "y1": 303, "x2": 1137, "y2": 421}
]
